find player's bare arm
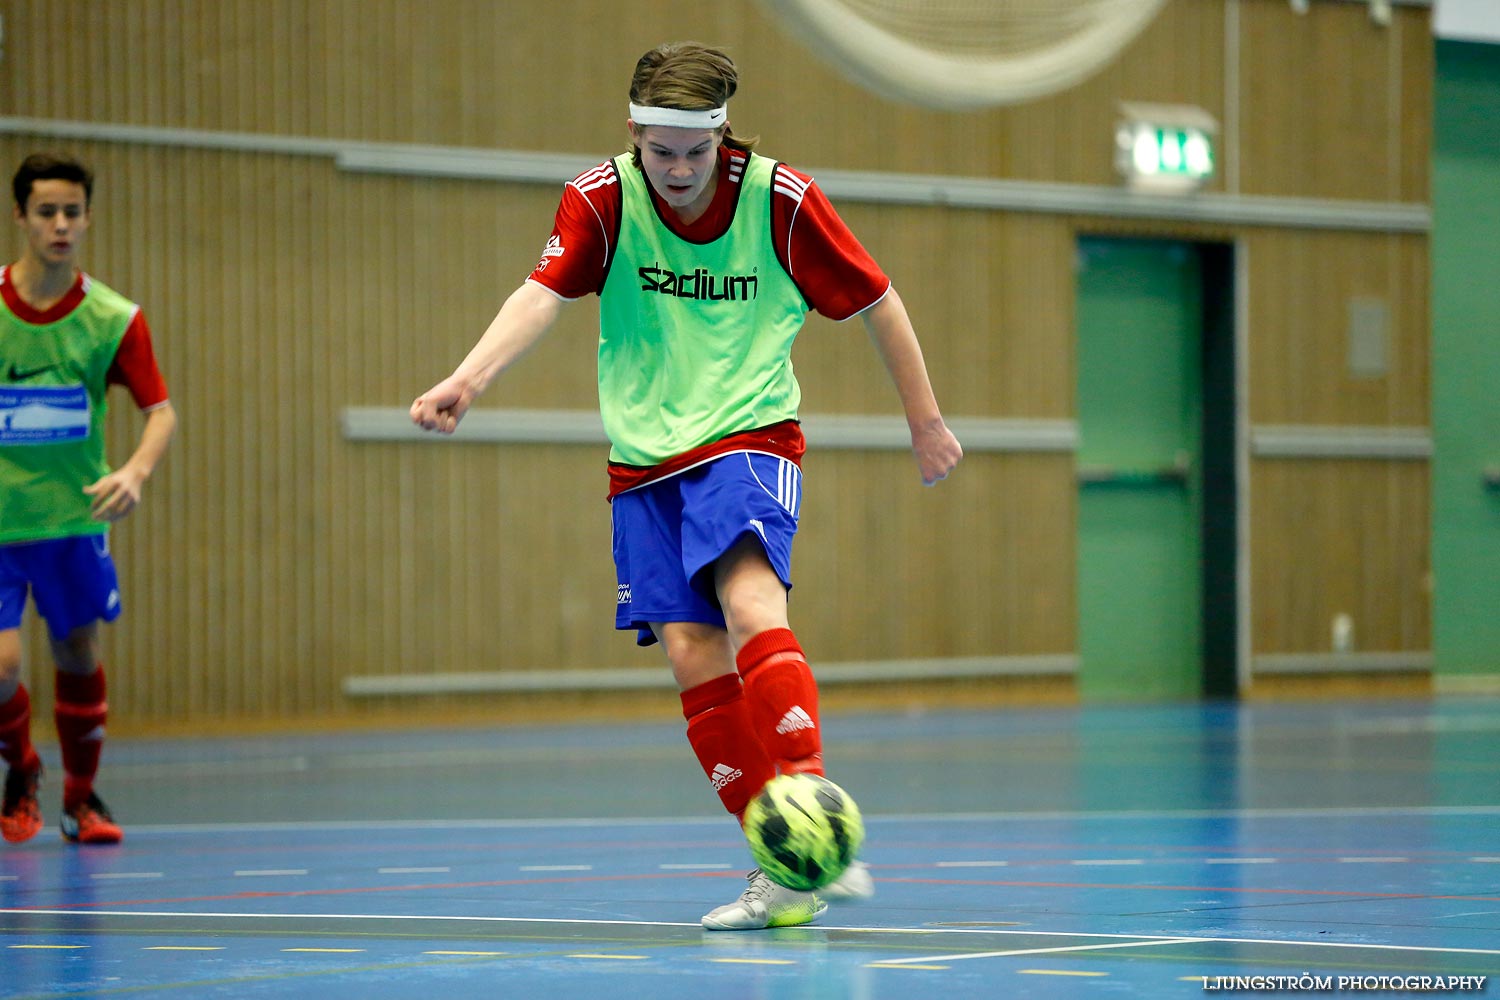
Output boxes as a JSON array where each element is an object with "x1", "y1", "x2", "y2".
[
  {"x1": 860, "y1": 288, "x2": 962, "y2": 485},
  {"x1": 83, "y1": 402, "x2": 178, "y2": 522},
  {"x1": 410, "y1": 281, "x2": 566, "y2": 434}
]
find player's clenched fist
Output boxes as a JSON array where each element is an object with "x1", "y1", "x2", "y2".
[{"x1": 410, "y1": 376, "x2": 473, "y2": 434}]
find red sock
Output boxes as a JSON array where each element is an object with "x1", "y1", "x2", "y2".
[
  {"x1": 736, "y1": 628, "x2": 823, "y2": 776},
  {"x1": 681, "y1": 673, "x2": 776, "y2": 823},
  {"x1": 55, "y1": 667, "x2": 107, "y2": 810},
  {"x1": 0, "y1": 684, "x2": 40, "y2": 774}
]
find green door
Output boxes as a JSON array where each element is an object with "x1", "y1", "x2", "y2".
[{"x1": 1075, "y1": 237, "x2": 1204, "y2": 700}]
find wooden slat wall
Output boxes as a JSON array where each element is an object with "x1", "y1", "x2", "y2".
[
  {"x1": 0, "y1": 0, "x2": 1431, "y2": 726},
  {"x1": 1248, "y1": 230, "x2": 1429, "y2": 426},
  {"x1": 1247, "y1": 223, "x2": 1430, "y2": 660},
  {"x1": 1252, "y1": 461, "x2": 1431, "y2": 653},
  {"x1": 1238, "y1": 0, "x2": 1431, "y2": 202}
]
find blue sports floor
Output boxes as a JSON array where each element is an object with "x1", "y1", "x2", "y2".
[{"x1": 2, "y1": 698, "x2": 1498, "y2": 998}]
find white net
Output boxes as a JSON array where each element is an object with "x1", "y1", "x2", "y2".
[{"x1": 758, "y1": 0, "x2": 1170, "y2": 110}]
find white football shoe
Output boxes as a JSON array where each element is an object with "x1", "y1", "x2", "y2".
[
  {"x1": 701, "y1": 869, "x2": 828, "y2": 931},
  {"x1": 819, "y1": 859, "x2": 875, "y2": 901}
]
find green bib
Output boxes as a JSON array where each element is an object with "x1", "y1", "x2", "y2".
[
  {"x1": 1, "y1": 276, "x2": 136, "y2": 543},
  {"x1": 598, "y1": 152, "x2": 808, "y2": 466}
]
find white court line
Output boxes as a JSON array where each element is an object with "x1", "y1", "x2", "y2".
[
  {"x1": 104, "y1": 745, "x2": 681, "y2": 780},
  {"x1": 1338, "y1": 857, "x2": 1409, "y2": 864},
  {"x1": 5, "y1": 909, "x2": 1498, "y2": 958},
  {"x1": 88, "y1": 873, "x2": 163, "y2": 881},
  {"x1": 106, "y1": 757, "x2": 314, "y2": 778},
  {"x1": 1139, "y1": 935, "x2": 1500, "y2": 958},
  {"x1": 874, "y1": 805, "x2": 1500, "y2": 822},
  {"x1": 114, "y1": 804, "x2": 1500, "y2": 835},
  {"x1": 879, "y1": 937, "x2": 1204, "y2": 965}
]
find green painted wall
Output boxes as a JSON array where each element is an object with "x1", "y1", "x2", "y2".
[{"x1": 1432, "y1": 40, "x2": 1500, "y2": 678}]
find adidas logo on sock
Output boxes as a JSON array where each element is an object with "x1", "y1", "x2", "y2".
[
  {"x1": 776, "y1": 706, "x2": 815, "y2": 735},
  {"x1": 710, "y1": 762, "x2": 744, "y2": 791}
]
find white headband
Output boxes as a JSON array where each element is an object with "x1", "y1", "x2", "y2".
[{"x1": 628, "y1": 102, "x2": 727, "y2": 129}]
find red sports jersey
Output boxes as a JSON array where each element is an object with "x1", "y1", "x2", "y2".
[
  {"x1": 0, "y1": 265, "x2": 169, "y2": 411},
  {"x1": 528, "y1": 147, "x2": 890, "y2": 321}
]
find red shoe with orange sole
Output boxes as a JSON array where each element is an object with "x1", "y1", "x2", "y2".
[
  {"x1": 61, "y1": 792, "x2": 123, "y2": 844},
  {"x1": 1, "y1": 765, "x2": 43, "y2": 844}
]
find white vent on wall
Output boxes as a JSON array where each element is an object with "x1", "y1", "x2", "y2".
[
  {"x1": 1435, "y1": 0, "x2": 1500, "y2": 43},
  {"x1": 1347, "y1": 297, "x2": 1390, "y2": 379}
]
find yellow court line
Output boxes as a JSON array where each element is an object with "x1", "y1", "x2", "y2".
[
  {"x1": 8, "y1": 944, "x2": 88, "y2": 950},
  {"x1": 282, "y1": 948, "x2": 366, "y2": 954},
  {"x1": 425, "y1": 951, "x2": 508, "y2": 957},
  {"x1": 1019, "y1": 969, "x2": 1110, "y2": 977},
  {"x1": 568, "y1": 954, "x2": 649, "y2": 960},
  {"x1": 866, "y1": 963, "x2": 952, "y2": 970}
]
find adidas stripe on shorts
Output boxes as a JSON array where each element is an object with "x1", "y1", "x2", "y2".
[{"x1": 612, "y1": 451, "x2": 801, "y2": 647}]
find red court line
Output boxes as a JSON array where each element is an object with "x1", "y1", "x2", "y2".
[
  {"x1": 2, "y1": 871, "x2": 716, "y2": 911},
  {"x1": 11, "y1": 869, "x2": 1497, "y2": 913},
  {"x1": 869, "y1": 840, "x2": 1492, "y2": 859},
  {"x1": 74, "y1": 840, "x2": 745, "y2": 868},
  {"x1": 876, "y1": 855, "x2": 1490, "y2": 868}
]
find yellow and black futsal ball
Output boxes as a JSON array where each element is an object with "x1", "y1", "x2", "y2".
[{"x1": 743, "y1": 773, "x2": 865, "y2": 891}]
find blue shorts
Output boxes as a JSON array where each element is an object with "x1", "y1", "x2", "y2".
[
  {"x1": 612, "y1": 451, "x2": 802, "y2": 646},
  {"x1": 0, "y1": 534, "x2": 122, "y2": 638}
]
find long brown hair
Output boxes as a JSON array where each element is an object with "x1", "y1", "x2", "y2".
[{"x1": 627, "y1": 42, "x2": 758, "y2": 166}]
